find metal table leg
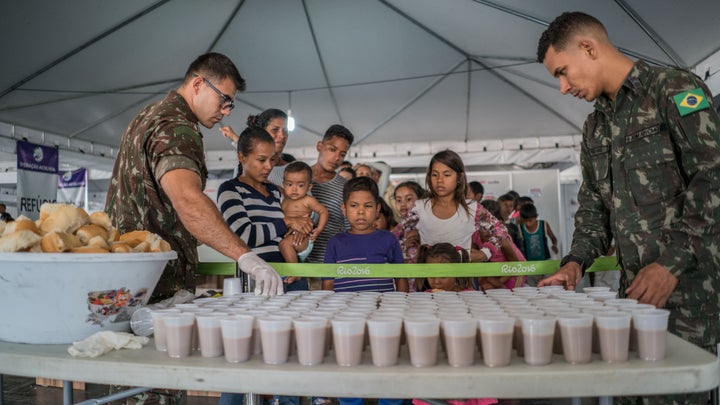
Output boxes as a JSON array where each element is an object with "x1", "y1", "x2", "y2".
[
  {"x1": 64, "y1": 380, "x2": 72, "y2": 405},
  {"x1": 245, "y1": 392, "x2": 263, "y2": 405},
  {"x1": 74, "y1": 386, "x2": 152, "y2": 405}
]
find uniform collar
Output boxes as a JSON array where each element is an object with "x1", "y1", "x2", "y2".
[
  {"x1": 594, "y1": 60, "x2": 650, "y2": 115},
  {"x1": 164, "y1": 90, "x2": 199, "y2": 127}
]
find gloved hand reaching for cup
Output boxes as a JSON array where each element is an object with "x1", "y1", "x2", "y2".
[{"x1": 237, "y1": 251, "x2": 284, "y2": 297}]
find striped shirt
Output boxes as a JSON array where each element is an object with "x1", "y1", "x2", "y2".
[
  {"x1": 217, "y1": 178, "x2": 287, "y2": 262},
  {"x1": 324, "y1": 230, "x2": 404, "y2": 293},
  {"x1": 306, "y1": 174, "x2": 348, "y2": 263}
]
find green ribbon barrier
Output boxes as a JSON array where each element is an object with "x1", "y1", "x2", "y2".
[{"x1": 269, "y1": 256, "x2": 619, "y2": 278}]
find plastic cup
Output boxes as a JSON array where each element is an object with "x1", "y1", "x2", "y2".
[
  {"x1": 195, "y1": 314, "x2": 225, "y2": 358},
  {"x1": 595, "y1": 312, "x2": 632, "y2": 363},
  {"x1": 150, "y1": 308, "x2": 181, "y2": 352},
  {"x1": 583, "y1": 286, "x2": 611, "y2": 294},
  {"x1": 293, "y1": 318, "x2": 328, "y2": 366},
  {"x1": 587, "y1": 291, "x2": 618, "y2": 302},
  {"x1": 220, "y1": 315, "x2": 254, "y2": 363},
  {"x1": 404, "y1": 318, "x2": 440, "y2": 367},
  {"x1": 258, "y1": 316, "x2": 293, "y2": 365},
  {"x1": 163, "y1": 313, "x2": 196, "y2": 358},
  {"x1": 441, "y1": 318, "x2": 477, "y2": 367},
  {"x1": 557, "y1": 313, "x2": 594, "y2": 364},
  {"x1": 632, "y1": 309, "x2": 670, "y2": 361},
  {"x1": 605, "y1": 298, "x2": 638, "y2": 308},
  {"x1": 478, "y1": 317, "x2": 514, "y2": 367},
  {"x1": 130, "y1": 307, "x2": 155, "y2": 337},
  {"x1": 520, "y1": 316, "x2": 556, "y2": 366},
  {"x1": 367, "y1": 318, "x2": 403, "y2": 367},
  {"x1": 331, "y1": 318, "x2": 366, "y2": 366}
]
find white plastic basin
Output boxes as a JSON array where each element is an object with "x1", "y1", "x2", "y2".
[{"x1": 0, "y1": 251, "x2": 176, "y2": 344}]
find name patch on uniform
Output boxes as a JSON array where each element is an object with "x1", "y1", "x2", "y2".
[{"x1": 673, "y1": 88, "x2": 709, "y2": 116}]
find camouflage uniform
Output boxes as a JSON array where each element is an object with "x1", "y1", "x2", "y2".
[
  {"x1": 106, "y1": 91, "x2": 208, "y2": 302},
  {"x1": 568, "y1": 60, "x2": 720, "y2": 403}
]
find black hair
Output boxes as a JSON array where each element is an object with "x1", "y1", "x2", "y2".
[
  {"x1": 282, "y1": 153, "x2": 296, "y2": 163},
  {"x1": 376, "y1": 198, "x2": 398, "y2": 230},
  {"x1": 323, "y1": 124, "x2": 354, "y2": 145},
  {"x1": 339, "y1": 167, "x2": 356, "y2": 178},
  {"x1": 393, "y1": 181, "x2": 426, "y2": 200},
  {"x1": 247, "y1": 109, "x2": 288, "y2": 130},
  {"x1": 235, "y1": 127, "x2": 274, "y2": 176},
  {"x1": 0, "y1": 212, "x2": 13, "y2": 223},
  {"x1": 520, "y1": 203, "x2": 539, "y2": 219},
  {"x1": 426, "y1": 150, "x2": 469, "y2": 216},
  {"x1": 284, "y1": 161, "x2": 312, "y2": 181},
  {"x1": 417, "y1": 243, "x2": 473, "y2": 291},
  {"x1": 468, "y1": 181, "x2": 484, "y2": 196},
  {"x1": 497, "y1": 193, "x2": 516, "y2": 204},
  {"x1": 481, "y1": 200, "x2": 502, "y2": 221},
  {"x1": 185, "y1": 52, "x2": 245, "y2": 91},
  {"x1": 536, "y1": 12, "x2": 607, "y2": 63},
  {"x1": 342, "y1": 176, "x2": 379, "y2": 204},
  {"x1": 518, "y1": 196, "x2": 535, "y2": 206}
]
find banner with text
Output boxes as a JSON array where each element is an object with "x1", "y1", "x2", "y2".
[
  {"x1": 57, "y1": 168, "x2": 88, "y2": 210},
  {"x1": 16, "y1": 140, "x2": 58, "y2": 220}
]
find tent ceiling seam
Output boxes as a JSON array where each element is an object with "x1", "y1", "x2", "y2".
[
  {"x1": 380, "y1": 0, "x2": 581, "y2": 133},
  {"x1": 354, "y1": 59, "x2": 467, "y2": 145},
  {"x1": 465, "y1": 59, "x2": 472, "y2": 144},
  {"x1": 301, "y1": 0, "x2": 344, "y2": 125},
  {"x1": 0, "y1": 0, "x2": 172, "y2": 100},
  {"x1": 614, "y1": 0, "x2": 685, "y2": 67},
  {"x1": 472, "y1": 0, "x2": 671, "y2": 67},
  {"x1": 206, "y1": 0, "x2": 246, "y2": 53}
]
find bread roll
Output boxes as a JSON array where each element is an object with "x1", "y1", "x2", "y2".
[
  {"x1": 110, "y1": 242, "x2": 132, "y2": 253},
  {"x1": 150, "y1": 238, "x2": 171, "y2": 253},
  {"x1": 86, "y1": 235, "x2": 110, "y2": 250},
  {"x1": 75, "y1": 224, "x2": 109, "y2": 245},
  {"x1": 0, "y1": 230, "x2": 42, "y2": 252},
  {"x1": 7, "y1": 216, "x2": 40, "y2": 236},
  {"x1": 132, "y1": 241, "x2": 151, "y2": 253},
  {"x1": 89, "y1": 211, "x2": 113, "y2": 232},
  {"x1": 41, "y1": 231, "x2": 82, "y2": 253},
  {"x1": 70, "y1": 246, "x2": 110, "y2": 254},
  {"x1": 40, "y1": 205, "x2": 89, "y2": 234},
  {"x1": 119, "y1": 230, "x2": 151, "y2": 248},
  {"x1": 0, "y1": 221, "x2": 5, "y2": 235},
  {"x1": 107, "y1": 227, "x2": 120, "y2": 242},
  {"x1": 39, "y1": 203, "x2": 64, "y2": 222}
]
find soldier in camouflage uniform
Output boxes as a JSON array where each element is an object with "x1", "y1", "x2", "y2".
[
  {"x1": 106, "y1": 52, "x2": 285, "y2": 303},
  {"x1": 537, "y1": 12, "x2": 720, "y2": 404}
]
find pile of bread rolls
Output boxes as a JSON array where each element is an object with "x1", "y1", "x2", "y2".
[{"x1": 0, "y1": 203, "x2": 171, "y2": 253}]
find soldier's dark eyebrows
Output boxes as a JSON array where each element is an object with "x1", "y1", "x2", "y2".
[{"x1": 553, "y1": 66, "x2": 566, "y2": 78}]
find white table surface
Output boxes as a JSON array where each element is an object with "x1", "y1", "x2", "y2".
[{"x1": 0, "y1": 334, "x2": 717, "y2": 398}]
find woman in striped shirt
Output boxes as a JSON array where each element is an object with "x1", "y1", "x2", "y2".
[{"x1": 217, "y1": 127, "x2": 313, "y2": 290}]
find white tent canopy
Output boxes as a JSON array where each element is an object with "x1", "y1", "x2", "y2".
[{"x1": 1, "y1": 0, "x2": 720, "y2": 174}]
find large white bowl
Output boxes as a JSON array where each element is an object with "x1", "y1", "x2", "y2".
[{"x1": 0, "y1": 251, "x2": 176, "y2": 344}]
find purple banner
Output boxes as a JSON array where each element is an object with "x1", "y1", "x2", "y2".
[
  {"x1": 16, "y1": 140, "x2": 58, "y2": 174},
  {"x1": 59, "y1": 168, "x2": 87, "y2": 188}
]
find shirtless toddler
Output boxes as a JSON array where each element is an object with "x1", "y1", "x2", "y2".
[{"x1": 279, "y1": 161, "x2": 329, "y2": 264}]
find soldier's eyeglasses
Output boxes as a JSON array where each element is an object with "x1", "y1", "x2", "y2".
[{"x1": 194, "y1": 74, "x2": 235, "y2": 111}]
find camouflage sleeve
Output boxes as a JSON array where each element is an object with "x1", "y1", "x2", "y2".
[
  {"x1": 568, "y1": 117, "x2": 613, "y2": 266},
  {"x1": 656, "y1": 72, "x2": 720, "y2": 277},
  {"x1": 149, "y1": 124, "x2": 205, "y2": 182}
]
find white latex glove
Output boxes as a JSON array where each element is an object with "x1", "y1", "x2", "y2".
[
  {"x1": 237, "y1": 251, "x2": 284, "y2": 297},
  {"x1": 68, "y1": 331, "x2": 149, "y2": 358}
]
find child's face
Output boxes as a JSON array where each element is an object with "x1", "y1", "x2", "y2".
[
  {"x1": 425, "y1": 256, "x2": 457, "y2": 292},
  {"x1": 355, "y1": 165, "x2": 372, "y2": 178},
  {"x1": 394, "y1": 186, "x2": 419, "y2": 218},
  {"x1": 342, "y1": 190, "x2": 379, "y2": 234},
  {"x1": 430, "y1": 162, "x2": 459, "y2": 198},
  {"x1": 316, "y1": 136, "x2": 350, "y2": 173},
  {"x1": 524, "y1": 216, "x2": 538, "y2": 228},
  {"x1": 374, "y1": 214, "x2": 388, "y2": 231},
  {"x1": 283, "y1": 171, "x2": 311, "y2": 200}
]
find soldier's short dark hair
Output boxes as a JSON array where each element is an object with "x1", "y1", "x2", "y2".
[
  {"x1": 520, "y1": 203, "x2": 539, "y2": 219},
  {"x1": 284, "y1": 161, "x2": 312, "y2": 182},
  {"x1": 247, "y1": 109, "x2": 288, "y2": 130},
  {"x1": 343, "y1": 176, "x2": 379, "y2": 204},
  {"x1": 185, "y1": 52, "x2": 246, "y2": 92},
  {"x1": 323, "y1": 124, "x2": 354, "y2": 145},
  {"x1": 536, "y1": 12, "x2": 607, "y2": 63}
]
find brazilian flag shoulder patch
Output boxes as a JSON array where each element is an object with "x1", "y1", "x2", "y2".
[{"x1": 673, "y1": 88, "x2": 710, "y2": 116}]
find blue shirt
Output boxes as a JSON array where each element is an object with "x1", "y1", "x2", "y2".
[{"x1": 323, "y1": 229, "x2": 404, "y2": 292}]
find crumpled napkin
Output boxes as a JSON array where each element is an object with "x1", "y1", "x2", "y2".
[{"x1": 68, "y1": 331, "x2": 149, "y2": 358}]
